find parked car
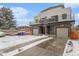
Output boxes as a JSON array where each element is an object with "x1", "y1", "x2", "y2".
[
  {"x1": 0, "y1": 31, "x2": 5, "y2": 37},
  {"x1": 17, "y1": 31, "x2": 28, "y2": 36}
]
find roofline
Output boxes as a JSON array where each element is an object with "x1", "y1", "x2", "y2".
[{"x1": 40, "y1": 5, "x2": 64, "y2": 13}]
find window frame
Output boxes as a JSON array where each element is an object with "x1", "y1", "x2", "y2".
[
  {"x1": 62, "y1": 13, "x2": 67, "y2": 19},
  {"x1": 51, "y1": 15, "x2": 58, "y2": 21}
]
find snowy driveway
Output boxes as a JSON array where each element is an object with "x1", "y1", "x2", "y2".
[{"x1": 0, "y1": 35, "x2": 48, "y2": 50}]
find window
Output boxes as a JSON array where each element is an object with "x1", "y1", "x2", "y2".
[
  {"x1": 51, "y1": 16, "x2": 55, "y2": 21},
  {"x1": 54, "y1": 15, "x2": 58, "y2": 21},
  {"x1": 41, "y1": 18, "x2": 45, "y2": 20},
  {"x1": 36, "y1": 19, "x2": 38, "y2": 23},
  {"x1": 39, "y1": 18, "x2": 45, "y2": 23},
  {"x1": 51, "y1": 15, "x2": 58, "y2": 21},
  {"x1": 62, "y1": 14, "x2": 67, "y2": 19}
]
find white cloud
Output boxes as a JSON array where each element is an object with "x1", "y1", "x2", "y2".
[
  {"x1": 75, "y1": 13, "x2": 79, "y2": 19},
  {"x1": 11, "y1": 7, "x2": 32, "y2": 26},
  {"x1": 11, "y1": 7, "x2": 29, "y2": 19},
  {"x1": 64, "y1": 3, "x2": 79, "y2": 8},
  {"x1": 75, "y1": 13, "x2": 79, "y2": 25},
  {"x1": 0, "y1": 6, "x2": 30, "y2": 26},
  {"x1": 0, "y1": 5, "x2": 3, "y2": 8},
  {"x1": 64, "y1": 4, "x2": 79, "y2": 26},
  {"x1": 16, "y1": 19, "x2": 33, "y2": 26}
]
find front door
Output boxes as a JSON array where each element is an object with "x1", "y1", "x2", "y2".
[
  {"x1": 47, "y1": 25, "x2": 51, "y2": 34},
  {"x1": 39, "y1": 26, "x2": 45, "y2": 34}
]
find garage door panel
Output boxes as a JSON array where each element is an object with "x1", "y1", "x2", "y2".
[
  {"x1": 33, "y1": 28, "x2": 38, "y2": 35},
  {"x1": 57, "y1": 28, "x2": 68, "y2": 38}
]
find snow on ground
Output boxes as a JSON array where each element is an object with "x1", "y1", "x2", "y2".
[
  {"x1": 63, "y1": 39, "x2": 79, "y2": 56},
  {"x1": 2, "y1": 37, "x2": 52, "y2": 56},
  {"x1": 0, "y1": 35, "x2": 48, "y2": 50}
]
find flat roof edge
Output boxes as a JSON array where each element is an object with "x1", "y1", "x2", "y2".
[{"x1": 41, "y1": 5, "x2": 64, "y2": 13}]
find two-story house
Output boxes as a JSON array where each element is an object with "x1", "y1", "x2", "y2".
[{"x1": 30, "y1": 5, "x2": 75, "y2": 38}]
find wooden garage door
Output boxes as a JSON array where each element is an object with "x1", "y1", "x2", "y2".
[
  {"x1": 33, "y1": 28, "x2": 38, "y2": 35},
  {"x1": 57, "y1": 28, "x2": 68, "y2": 38}
]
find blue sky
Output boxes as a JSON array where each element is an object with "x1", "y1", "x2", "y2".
[{"x1": 0, "y1": 3, "x2": 79, "y2": 26}]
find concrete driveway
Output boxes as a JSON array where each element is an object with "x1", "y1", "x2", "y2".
[
  {"x1": 0, "y1": 35, "x2": 52, "y2": 56},
  {"x1": 0, "y1": 35, "x2": 48, "y2": 50}
]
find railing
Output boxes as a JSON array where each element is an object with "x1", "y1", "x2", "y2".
[
  {"x1": 39, "y1": 18, "x2": 58, "y2": 24},
  {"x1": 29, "y1": 21, "x2": 39, "y2": 25},
  {"x1": 30, "y1": 17, "x2": 75, "y2": 25},
  {"x1": 29, "y1": 18, "x2": 58, "y2": 25}
]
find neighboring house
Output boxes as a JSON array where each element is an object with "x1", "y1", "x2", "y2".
[
  {"x1": 1, "y1": 28, "x2": 18, "y2": 35},
  {"x1": 30, "y1": 5, "x2": 75, "y2": 38},
  {"x1": 1, "y1": 26, "x2": 32, "y2": 35},
  {"x1": 16, "y1": 26, "x2": 32, "y2": 35}
]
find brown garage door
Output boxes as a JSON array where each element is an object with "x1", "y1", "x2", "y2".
[{"x1": 57, "y1": 28, "x2": 68, "y2": 38}]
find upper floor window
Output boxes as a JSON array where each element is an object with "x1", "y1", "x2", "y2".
[
  {"x1": 51, "y1": 15, "x2": 58, "y2": 21},
  {"x1": 41, "y1": 16, "x2": 47, "y2": 20},
  {"x1": 36, "y1": 19, "x2": 38, "y2": 23},
  {"x1": 41, "y1": 18, "x2": 45, "y2": 20},
  {"x1": 54, "y1": 15, "x2": 58, "y2": 21},
  {"x1": 62, "y1": 14, "x2": 67, "y2": 19}
]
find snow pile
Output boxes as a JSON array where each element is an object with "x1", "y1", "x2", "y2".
[{"x1": 63, "y1": 40, "x2": 79, "y2": 56}]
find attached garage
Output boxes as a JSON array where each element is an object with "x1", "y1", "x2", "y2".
[
  {"x1": 57, "y1": 28, "x2": 69, "y2": 38},
  {"x1": 33, "y1": 28, "x2": 39, "y2": 35}
]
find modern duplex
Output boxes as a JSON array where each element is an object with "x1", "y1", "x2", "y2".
[{"x1": 30, "y1": 5, "x2": 75, "y2": 38}]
